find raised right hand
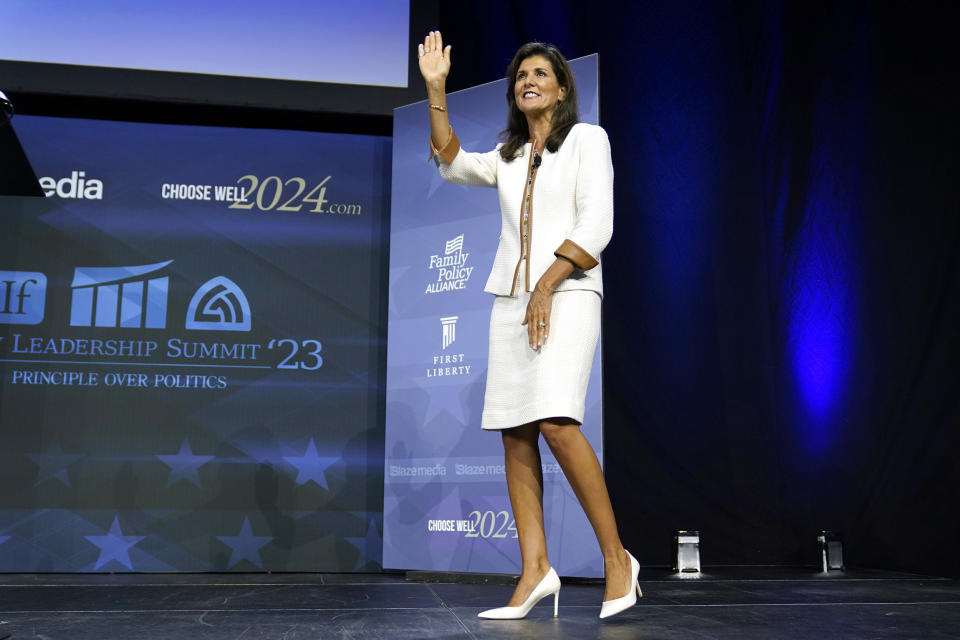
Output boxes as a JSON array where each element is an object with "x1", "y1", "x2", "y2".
[{"x1": 418, "y1": 30, "x2": 451, "y2": 86}]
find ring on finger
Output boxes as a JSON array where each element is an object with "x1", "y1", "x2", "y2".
[{"x1": 537, "y1": 321, "x2": 546, "y2": 328}]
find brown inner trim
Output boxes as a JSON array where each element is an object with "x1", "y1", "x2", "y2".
[{"x1": 509, "y1": 142, "x2": 540, "y2": 296}]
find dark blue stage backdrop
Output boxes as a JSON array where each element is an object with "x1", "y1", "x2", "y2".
[{"x1": 0, "y1": 116, "x2": 390, "y2": 572}]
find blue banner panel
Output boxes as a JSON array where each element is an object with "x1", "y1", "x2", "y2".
[
  {"x1": 0, "y1": 117, "x2": 389, "y2": 572},
  {"x1": 384, "y1": 56, "x2": 604, "y2": 577}
]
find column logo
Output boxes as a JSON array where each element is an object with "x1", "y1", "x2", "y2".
[
  {"x1": 70, "y1": 260, "x2": 172, "y2": 329},
  {"x1": 427, "y1": 315, "x2": 471, "y2": 378},
  {"x1": 440, "y1": 316, "x2": 458, "y2": 350},
  {"x1": 0, "y1": 271, "x2": 47, "y2": 325}
]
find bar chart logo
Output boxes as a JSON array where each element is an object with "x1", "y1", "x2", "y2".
[
  {"x1": 0, "y1": 271, "x2": 47, "y2": 325},
  {"x1": 440, "y1": 315, "x2": 459, "y2": 350},
  {"x1": 185, "y1": 276, "x2": 251, "y2": 331},
  {"x1": 70, "y1": 261, "x2": 172, "y2": 329}
]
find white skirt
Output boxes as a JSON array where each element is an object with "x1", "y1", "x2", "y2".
[{"x1": 480, "y1": 289, "x2": 601, "y2": 430}]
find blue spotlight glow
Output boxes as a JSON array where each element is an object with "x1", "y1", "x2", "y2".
[
  {"x1": 786, "y1": 110, "x2": 861, "y2": 454},
  {"x1": 765, "y1": 1, "x2": 867, "y2": 455},
  {"x1": 788, "y1": 235, "x2": 853, "y2": 425}
]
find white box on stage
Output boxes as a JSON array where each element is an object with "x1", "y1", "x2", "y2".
[{"x1": 675, "y1": 530, "x2": 701, "y2": 573}]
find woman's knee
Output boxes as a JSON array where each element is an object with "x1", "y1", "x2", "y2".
[
  {"x1": 502, "y1": 421, "x2": 540, "y2": 450},
  {"x1": 539, "y1": 418, "x2": 581, "y2": 451}
]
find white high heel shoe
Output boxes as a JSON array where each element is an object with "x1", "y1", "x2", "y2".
[
  {"x1": 477, "y1": 567, "x2": 561, "y2": 619},
  {"x1": 599, "y1": 550, "x2": 642, "y2": 619}
]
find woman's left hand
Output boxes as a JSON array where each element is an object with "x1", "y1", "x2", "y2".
[
  {"x1": 522, "y1": 287, "x2": 553, "y2": 350},
  {"x1": 523, "y1": 258, "x2": 575, "y2": 350}
]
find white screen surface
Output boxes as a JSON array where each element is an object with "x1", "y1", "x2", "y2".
[{"x1": 0, "y1": 0, "x2": 409, "y2": 87}]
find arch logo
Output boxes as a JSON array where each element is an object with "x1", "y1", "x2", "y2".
[{"x1": 186, "y1": 276, "x2": 252, "y2": 332}]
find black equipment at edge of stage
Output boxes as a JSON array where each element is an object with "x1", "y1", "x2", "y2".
[{"x1": 0, "y1": 90, "x2": 44, "y2": 198}]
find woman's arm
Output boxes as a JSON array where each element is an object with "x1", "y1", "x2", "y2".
[
  {"x1": 419, "y1": 30, "x2": 498, "y2": 186},
  {"x1": 526, "y1": 127, "x2": 614, "y2": 350},
  {"x1": 555, "y1": 126, "x2": 615, "y2": 269},
  {"x1": 418, "y1": 31, "x2": 452, "y2": 152}
]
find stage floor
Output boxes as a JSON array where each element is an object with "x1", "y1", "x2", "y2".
[{"x1": 0, "y1": 566, "x2": 957, "y2": 639}]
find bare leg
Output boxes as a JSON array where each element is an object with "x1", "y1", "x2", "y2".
[
  {"x1": 540, "y1": 418, "x2": 632, "y2": 601},
  {"x1": 501, "y1": 422, "x2": 552, "y2": 606}
]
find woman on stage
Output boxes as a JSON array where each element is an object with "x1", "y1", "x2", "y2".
[{"x1": 418, "y1": 32, "x2": 640, "y2": 620}]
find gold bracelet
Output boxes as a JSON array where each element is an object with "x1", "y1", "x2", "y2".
[{"x1": 429, "y1": 104, "x2": 447, "y2": 112}]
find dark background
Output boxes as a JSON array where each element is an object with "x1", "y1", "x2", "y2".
[{"x1": 4, "y1": 0, "x2": 958, "y2": 577}]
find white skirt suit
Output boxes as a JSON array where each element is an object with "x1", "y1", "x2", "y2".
[{"x1": 432, "y1": 122, "x2": 614, "y2": 430}]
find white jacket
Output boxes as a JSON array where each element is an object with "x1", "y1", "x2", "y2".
[{"x1": 434, "y1": 122, "x2": 614, "y2": 297}]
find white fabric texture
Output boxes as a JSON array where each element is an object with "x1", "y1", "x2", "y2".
[
  {"x1": 438, "y1": 122, "x2": 614, "y2": 297},
  {"x1": 480, "y1": 289, "x2": 601, "y2": 430}
]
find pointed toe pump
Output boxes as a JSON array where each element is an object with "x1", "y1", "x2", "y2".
[
  {"x1": 599, "y1": 550, "x2": 642, "y2": 619},
  {"x1": 478, "y1": 567, "x2": 561, "y2": 619}
]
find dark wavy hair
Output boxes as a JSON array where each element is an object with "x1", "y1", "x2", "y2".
[{"x1": 499, "y1": 42, "x2": 580, "y2": 162}]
